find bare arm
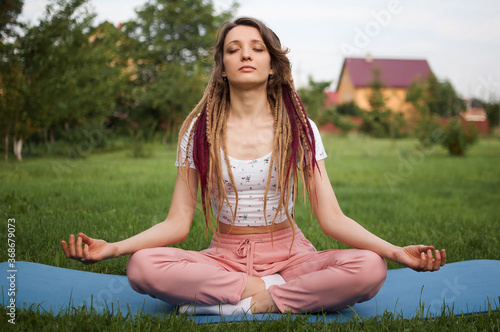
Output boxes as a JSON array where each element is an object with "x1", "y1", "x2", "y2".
[
  {"x1": 61, "y1": 167, "x2": 199, "y2": 263},
  {"x1": 309, "y1": 160, "x2": 445, "y2": 271}
]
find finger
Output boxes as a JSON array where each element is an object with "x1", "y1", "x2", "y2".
[
  {"x1": 61, "y1": 241, "x2": 70, "y2": 258},
  {"x1": 76, "y1": 236, "x2": 84, "y2": 258},
  {"x1": 426, "y1": 249, "x2": 434, "y2": 270},
  {"x1": 78, "y1": 232, "x2": 93, "y2": 245},
  {"x1": 441, "y1": 249, "x2": 447, "y2": 266},
  {"x1": 419, "y1": 252, "x2": 426, "y2": 271},
  {"x1": 68, "y1": 234, "x2": 77, "y2": 257},
  {"x1": 83, "y1": 243, "x2": 91, "y2": 260},
  {"x1": 433, "y1": 250, "x2": 441, "y2": 271},
  {"x1": 83, "y1": 244, "x2": 98, "y2": 265},
  {"x1": 421, "y1": 245, "x2": 434, "y2": 252}
]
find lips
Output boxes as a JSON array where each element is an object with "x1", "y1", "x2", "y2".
[{"x1": 239, "y1": 66, "x2": 256, "y2": 71}]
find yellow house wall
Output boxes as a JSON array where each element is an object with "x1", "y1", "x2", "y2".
[
  {"x1": 336, "y1": 66, "x2": 356, "y2": 104},
  {"x1": 341, "y1": 86, "x2": 414, "y2": 115},
  {"x1": 336, "y1": 65, "x2": 417, "y2": 116},
  {"x1": 356, "y1": 87, "x2": 414, "y2": 114}
]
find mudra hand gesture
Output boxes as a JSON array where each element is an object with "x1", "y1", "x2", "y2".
[
  {"x1": 397, "y1": 245, "x2": 446, "y2": 272},
  {"x1": 61, "y1": 233, "x2": 116, "y2": 265}
]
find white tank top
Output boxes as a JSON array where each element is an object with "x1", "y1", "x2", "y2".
[{"x1": 176, "y1": 118, "x2": 327, "y2": 226}]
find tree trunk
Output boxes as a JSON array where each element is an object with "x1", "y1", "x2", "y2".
[
  {"x1": 13, "y1": 137, "x2": 23, "y2": 162},
  {"x1": 4, "y1": 134, "x2": 8, "y2": 164}
]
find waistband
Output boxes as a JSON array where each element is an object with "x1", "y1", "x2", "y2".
[{"x1": 211, "y1": 225, "x2": 301, "y2": 245}]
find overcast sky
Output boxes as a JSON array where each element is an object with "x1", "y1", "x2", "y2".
[{"x1": 21, "y1": 0, "x2": 500, "y2": 100}]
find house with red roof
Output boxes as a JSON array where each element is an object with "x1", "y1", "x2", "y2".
[{"x1": 336, "y1": 56, "x2": 432, "y2": 115}]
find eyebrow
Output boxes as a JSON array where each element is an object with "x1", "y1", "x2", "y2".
[{"x1": 225, "y1": 39, "x2": 265, "y2": 47}]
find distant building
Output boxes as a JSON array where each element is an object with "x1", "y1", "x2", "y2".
[
  {"x1": 324, "y1": 91, "x2": 338, "y2": 109},
  {"x1": 335, "y1": 56, "x2": 432, "y2": 115},
  {"x1": 460, "y1": 99, "x2": 489, "y2": 135}
]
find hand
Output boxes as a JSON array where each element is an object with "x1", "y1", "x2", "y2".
[
  {"x1": 61, "y1": 233, "x2": 117, "y2": 265},
  {"x1": 396, "y1": 245, "x2": 446, "y2": 272}
]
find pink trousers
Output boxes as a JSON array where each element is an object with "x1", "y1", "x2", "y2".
[{"x1": 126, "y1": 226, "x2": 387, "y2": 313}]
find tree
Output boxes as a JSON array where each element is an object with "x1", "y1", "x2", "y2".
[
  {"x1": 483, "y1": 101, "x2": 500, "y2": 132},
  {"x1": 121, "y1": 0, "x2": 235, "y2": 136},
  {"x1": 406, "y1": 76, "x2": 440, "y2": 148},
  {"x1": 407, "y1": 73, "x2": 465, "y2": 118},
  {"x1": 297, "y1": 77, "x2": 331, "y2": 123},
  {"x1": 368, "y1": 66, "x2": 386, "y2": 112},
  {"x1": 0, "y1": 0, "x2": 24, "y2": 162},
  {"x1": 360, "y1": 66, "x2": 406, "y2": 139},
  {"x1": 0, "y1": 45, "x2": 24, "y2": 162},
  {"x1": 0, "y1": 0, "x2": 23, "y2": 42},
  {"x1": 1, "y1": 0, "x2": 124, "y2": 161},
  {"x1": 407, "y1": 74, "x2": 466, "y2": 148},
  {"x1": 442, "y1": 119, "x2": 478, "y2": 156}
]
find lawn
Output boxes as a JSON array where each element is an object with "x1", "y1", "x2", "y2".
[{"x1": 1, "y1": 134, "x2": 499, "y2": 330}]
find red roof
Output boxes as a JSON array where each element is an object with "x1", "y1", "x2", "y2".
[{"x1": 339, "y1": 57, "x2": 432, "y2": 89}]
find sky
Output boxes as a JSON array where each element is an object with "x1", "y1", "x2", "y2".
[{"x1": 20, "y1": 0, "x2": 500, "y2": 101}]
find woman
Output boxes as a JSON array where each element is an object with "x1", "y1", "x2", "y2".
[{"x1": 61, "y1": 17, "x2": 446, "y2": 314}]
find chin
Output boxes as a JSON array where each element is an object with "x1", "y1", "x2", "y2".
[{"x1": 230, "y1": 79, "x2": 268, "y2": 90}]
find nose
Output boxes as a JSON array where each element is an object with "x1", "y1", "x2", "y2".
[{"x1": 241, "y1": 47, "x2": 252, "y2": 61}]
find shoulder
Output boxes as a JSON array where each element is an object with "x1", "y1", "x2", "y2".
[
  {"x1": 307, "y1": 118, "x2": 327, "y2": 160},
  {"x1": 307, "y1": 117, "x2": 322, "y2": 140},
  {"x1": 307, "y1": 118, "x2": 320, "y2": 131}
]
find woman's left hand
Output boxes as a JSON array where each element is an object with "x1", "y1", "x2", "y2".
[{"x1": 396, "y1": 245, "x2": 446, "y2": 272}]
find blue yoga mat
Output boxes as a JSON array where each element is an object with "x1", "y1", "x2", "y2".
[{"x1": 1, "y1": 260, "x2": 499, "y2": 323}]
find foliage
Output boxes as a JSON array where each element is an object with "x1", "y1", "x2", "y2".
[
  {"x1": 368, "y1": 66, "x2": 386, "y2": 112},
  {"x1": 329, "y1": 102, "x2": 363, "y2": 135},
  {"x1": 483, "y1": 100, "x2": 500, "y2": 132},
  {"x1": 0, "y1": 0, "x2": 24, "y2": 162},
  {"x1": 297, "y1": 79, "x2": 359, "y2": 134},
  {"x1": 297, "y1": 77, "x2": 331, "y2": 122},
  {"x1": 358, "y1": 66, "x2": 408, "y2": 139},
  {"x1": 0, "y1": 0, "x2": 123, "y2": 161},
  {"x1": 441, "y1": 119, "x2": 479, "y2": 156},
  {"x1": 320, "y1": 108, "x2": 357, "y2": 135},
  {"x1": 407, "y1": 73, "x2": 465, "y2": 118},
  {"x1": 121, "y1": 0, "x2": 235, "y2": 138},
  {"x1": 297, "y1": 78, "x2": 362, "y2": 134},
  {"x1": 0, "y1": 0, "x2": 23, "y2": 41},
  {"x1": 413, "y1": 111, "x2": 442, "y2": 149},
  {"x1": 359, "y1": 109, "x2": 407, "y2": 138},
  {"x1": 1, "y1": 0, "x2": 237, "y2": 162},
  {"x1": 335, "y1": 101, "x2": 362, "y2": 116}
]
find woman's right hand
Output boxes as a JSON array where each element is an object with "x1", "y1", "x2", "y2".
[{"x1": 61, "y1": 233, "x2": 118, "y2": 265}]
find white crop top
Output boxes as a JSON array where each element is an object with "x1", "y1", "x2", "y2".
[{"x1": 175, "y1": 118, "x2": 327, "y2": 226}]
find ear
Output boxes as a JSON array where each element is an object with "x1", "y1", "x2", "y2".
[
  {"x1": 269, "y1": 68, "x2": 274, "y2": 76},
  {"x1": 222, "y1": 71, "x2": 227, "y2": 77}
]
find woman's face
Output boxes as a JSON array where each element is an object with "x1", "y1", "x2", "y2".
[{"x1": 222, "y1": 25, "x2": 273, "y2": 89}]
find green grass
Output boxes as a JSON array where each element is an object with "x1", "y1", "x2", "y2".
[{"x1": 1, "y1": 135, "x2": 499, "y2": 330}]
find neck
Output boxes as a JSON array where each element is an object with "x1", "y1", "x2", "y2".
[{"x1": 227, "y1": 83, "x2": 270, "y2": 121}]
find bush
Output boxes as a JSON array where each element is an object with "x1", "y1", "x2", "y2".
[
  {"x1": 317, "y1": 108, "x2": 359, "y2": 135},
  {"x1": 336, "y1": 101, "x2": 362, "y2": 116},
  {"x1": 128, "y1": 128, "x2": 154, "y2": 158},
  {"x1": 334, "y1": 115, "x2": 358, "y2": 134},
  {"x1": 23, "y1": 119, "x2": 114, "y2": 159},
  {"x1": 414, "y1": 112, "x2": 442, "y2": 149},
  {"x1": 442, "y1": 119, "x2": 479, "y2": 156},
  {"x1": 359, "y1": 109, "x2": 408, "y2": 138}
]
